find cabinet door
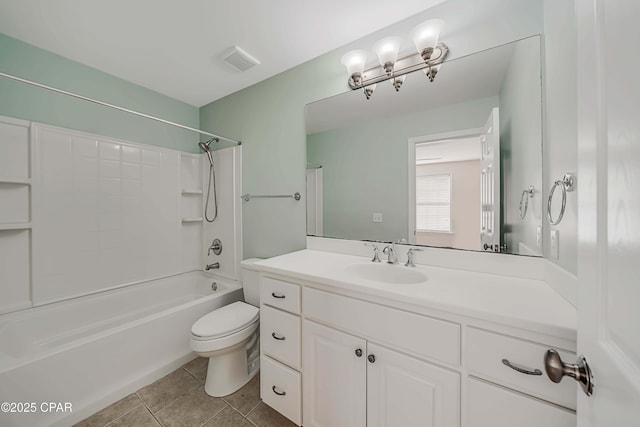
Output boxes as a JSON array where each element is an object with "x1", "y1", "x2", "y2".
[
  {"x1": 367, "y1": 343, "x2": 460, "y2": 427},
  {"x1": 303, "y1": 320, "x2": 366, "y2": 427}
]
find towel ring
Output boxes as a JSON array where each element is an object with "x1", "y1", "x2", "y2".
[
  {"x1": 519, "y1": 186, "x2": 535, "y2": 220},
  {"x1": 547, "y1": 173, "x2": 575, "y2": 225}
]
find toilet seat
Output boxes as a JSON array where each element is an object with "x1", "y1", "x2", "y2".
[{"x1": 190, "y1": 301, "x2": 260, "y2": 355}]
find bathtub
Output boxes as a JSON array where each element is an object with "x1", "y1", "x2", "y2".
[{"x1": 0, "y1": 271, "x2": 243, "y2": 427}]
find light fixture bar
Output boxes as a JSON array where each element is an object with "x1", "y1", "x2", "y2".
[{"x1": 347, "y1": 43, "x2": 449, "y2": 90}]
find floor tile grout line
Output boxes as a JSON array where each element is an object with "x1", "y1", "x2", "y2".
[
  {"x1": 244, "y1": 400, "x2": 263, "y2": 418},
  {"x1": 229, "y1": 406, "x2": 259, "y2": 427},
  {"x1": 197, "y1": 402, "x2": 231, "y2": 427},
  {"x1": 102, "y1": 401, "x2": 144, "y2": 427},
  {"x1": 182, "y1": 365, "x2": 205, "y2": 383},
  {"x1": 135, "y1": 391, "x2": 168, "y2": 426}
]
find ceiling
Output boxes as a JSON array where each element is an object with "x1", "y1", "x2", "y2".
[{"x1": 0, "y1": 0, "x2": 447, "y2": 107}]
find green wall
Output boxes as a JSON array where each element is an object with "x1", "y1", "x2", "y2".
[
  {"x1": 0, "y1": 34, "x2": 200, "y2": 152},
  {"x1": 200, "y1": 0, "x2": 543, "y2": 259},
  {"x1": 307, "y1": 96, "x2": 498, "y2": 243}
]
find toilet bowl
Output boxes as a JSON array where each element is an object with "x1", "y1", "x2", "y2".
[{"x1": 190, "y1": 258, "x2": 262, "y2": 397}]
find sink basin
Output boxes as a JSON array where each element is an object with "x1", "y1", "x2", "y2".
[{"x1": 344, "y1": 263, "x2": 428, "y2": 285}]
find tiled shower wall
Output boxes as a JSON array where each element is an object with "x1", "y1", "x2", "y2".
[{"x1": 0, "y1": 115, "x2": 208, "y2": 312}]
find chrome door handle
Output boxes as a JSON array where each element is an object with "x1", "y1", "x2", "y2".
[
  {"x1": 271, "y1": 332, "x2": 286, "y2": 341},
  {"x1": 502, "y1": 359, "x2": 542, "y2": 376},
  {"x1": 355, "y1": 348, "x2": 363, "y2": 357},
  {"x1": 272, "y1": 385, "x2": 286, "y2": 396},
  {"x1": 271, "y1": 292, "x2": 285, "y2": 299},
  {"x1": 544, "y1": 349, "x2": 594, "y2": 396},
  {"x1": 368, "y1": 354, "x2": 376, "y2": 363}
]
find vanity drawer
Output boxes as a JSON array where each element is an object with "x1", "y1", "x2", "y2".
[
  {"x1": 466, "y1": 377, "x2": 575, "y2": 427},
  {"x1": 303, "y1": 287, "x2": 460, "y2": 366},
  {"x1": 261, "y1": 305, "x2": 301, "y2": 370},
  {"x1": 261, "y1": 355, "x2": 302, "y2": 426},
  {"x1": 465, "y1": 327, "x2": 576, "y2": 409},
  {"x1": 261, "y1": 276, "x2": 301, "y2": 314}
]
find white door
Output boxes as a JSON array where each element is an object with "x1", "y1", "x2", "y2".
[
  {"x1": 306, "y1": 168, "x2": 323, "y2": 235},
  {"x1": 576, "y1": 0, "x2": 640, "y2": 425},
  {"x1": 303, "y1": 320, "x2": 366, "y2": 427},
  {"x1": 480, "y1": 107, "x2": 501, "y2": 252},
  {"x1": 367, "y1": 343, "x2": 459, "y2": 427}
]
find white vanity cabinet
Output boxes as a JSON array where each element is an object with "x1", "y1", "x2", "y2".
[
  {"x1": 256, "y1": 251, "x2": 577, "y2": 427},
  {"x1": 259, "y1": 276, "x2": 302, "y2": 425},
  {"x1": 302, "y1": 320, "x2": 460, "y2": 427}
]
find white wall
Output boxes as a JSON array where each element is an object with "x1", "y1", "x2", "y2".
[{"x1": 416, "y1": 160, "x2": 481, "y2": 250}]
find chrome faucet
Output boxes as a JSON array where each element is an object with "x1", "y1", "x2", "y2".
[
  {"x1": 382, "y1": 243, "x2": 398, "y2": 264},
  {"x1": 404, "y1": 248, "x2": 424, "y2": 267},
  {"x1": 364, "y1": 243, "x2": 381, "y2": 262},
  {"x1": 205, "y1": 262, "x2": 220, "y2": 271}
]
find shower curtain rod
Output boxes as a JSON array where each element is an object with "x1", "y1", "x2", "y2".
[{"x1": 0, "y1": 71, "x2": 241, "y2": 145}]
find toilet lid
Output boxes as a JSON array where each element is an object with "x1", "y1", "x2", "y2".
[{"x1": 191, "y1": 301, "x2": 259, "y2": 339}]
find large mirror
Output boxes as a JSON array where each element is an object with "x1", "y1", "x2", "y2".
[{"x1": 306, "y1": 36, "x2": 543, "y2": 256}]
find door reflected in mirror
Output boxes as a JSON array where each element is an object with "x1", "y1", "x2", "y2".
[{"x1": 306, "y1": 35, "x2": 543, "y2": 256}]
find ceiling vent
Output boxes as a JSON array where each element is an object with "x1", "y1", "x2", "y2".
[{"x1": 222, "y1": 46, "x2": 261, "y2": 72}]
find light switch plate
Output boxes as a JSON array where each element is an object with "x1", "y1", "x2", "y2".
[
  {"x1": 550, "y1": 229, "x2": 559, "y2": 259},
  {"x1": 372, "y1": 213, "x2": 383, "y2": 223}
]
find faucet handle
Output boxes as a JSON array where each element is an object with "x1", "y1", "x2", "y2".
[
  {"x1": 364, "y1": 243, "x2": 382, "y2": 262},
  {"x1": 404, "y1": 248, "x2": 424, "y2": 267}
]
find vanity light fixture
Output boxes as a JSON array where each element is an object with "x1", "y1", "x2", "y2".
[{"x1": 341, "y1": 19, "x2": 448, "y2": 99}]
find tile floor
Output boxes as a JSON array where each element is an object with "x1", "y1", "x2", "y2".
[{"x1": 74, "y1": 357, "x2": 297, "y2": 427}]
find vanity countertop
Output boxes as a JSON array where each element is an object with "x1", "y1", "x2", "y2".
[{"x1": 254, "y1": 249, "x2": 576, "y2": 341}]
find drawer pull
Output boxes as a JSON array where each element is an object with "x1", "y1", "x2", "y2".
[
  {"x1": 502, "y1": 359, "x2": 542, "y2": 376},
  {"x1": 271, "y1": 292, "x2": 286, "y2": 299},
  {"x1": 355, "y1": 348, "x2": 363, "y2": 357},
  {"x1": 271, "y1": 332, "x2": 286, "y2": 341},
  {"x1": 272, "y1": 385, "x2": 287, "y2": 396}
]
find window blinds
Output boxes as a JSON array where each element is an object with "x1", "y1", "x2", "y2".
[{"x1": 416, "y1": 174, "x2": 451, "y2": 232}]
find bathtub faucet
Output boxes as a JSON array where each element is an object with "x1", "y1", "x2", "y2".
[{"x1": 205, "y1": 262, "x2": 220, "y2": 271}]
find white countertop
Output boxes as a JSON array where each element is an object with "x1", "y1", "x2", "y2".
[{"x1": 254, "y1": 249, "x2": 577, "y2": 341}]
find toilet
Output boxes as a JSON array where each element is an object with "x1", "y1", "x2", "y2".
[{"x1": 190, "y1": 258, "x2": 262, "y2": 397}]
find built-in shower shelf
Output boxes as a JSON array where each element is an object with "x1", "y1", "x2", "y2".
[
  {"x1": 0, "y1": 177, "x2": 31, "y2": 185},
  {"x1": 181, "y1": 189, "x2": 203, "y2": 195},
  {"x1": 181, "y1": 217, "x2": 204, "y2": 223},
  {"x1": 0, "y1": 222, "x2": 32, "y2": 231}
]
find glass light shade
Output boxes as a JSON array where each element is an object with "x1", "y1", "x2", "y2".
[
  {"x1": 410, "y1": 19, "x2": 445, "y2": 55},
  {"x1": 373, "y1": 37, "x2": 403, "y2": 67},
  {"x1": 341, "y1": 50, "x2": 369, "y2": 77}
]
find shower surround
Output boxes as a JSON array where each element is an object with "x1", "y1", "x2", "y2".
[{"x1": 0, "y1": 115, "x2": 243, "y2": 426}]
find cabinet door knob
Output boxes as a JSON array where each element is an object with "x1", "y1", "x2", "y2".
[
  {"x1": 355, "y1": 348, "x2": 363, "y2": 357},
  {"x1": 368, "y1": 354, "x2": 376, "y2": 363},
  {"x1": 271, "y1": 332, "x2": 286, "y2": 341},
  {"x1": 271, "y1": 292, "x2": 286, "y2": 299},
  {"x1": 272, "y1": 385, "x2": 287, "y2": 396}
]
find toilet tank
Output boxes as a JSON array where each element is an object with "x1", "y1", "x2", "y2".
[{"x1": 240, "y1": 258, "x2": 262, "y2": 307}]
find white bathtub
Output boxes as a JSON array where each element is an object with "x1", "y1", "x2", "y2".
[{"x1": 0, "y1": 271, "x2": 243, "y2": 427}]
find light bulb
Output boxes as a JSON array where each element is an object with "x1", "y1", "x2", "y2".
[
  {"x1": 341, "y1": 50, "x2": 369, "y2": 86},
  {"x1": 411, "y1": 19, "x2": 444, "y2": 61},
  {"x1": 373, "y1": 37, "x2": 403, "y2": 75}
]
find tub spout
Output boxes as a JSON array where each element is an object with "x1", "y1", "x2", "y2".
[{"x1": 205, "y1": 263, "x2": 220, "y2": 271}]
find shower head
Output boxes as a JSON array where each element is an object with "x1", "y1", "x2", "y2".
[{"x1": 198, "y1": 138, "x2": 218, "y2": 166}]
